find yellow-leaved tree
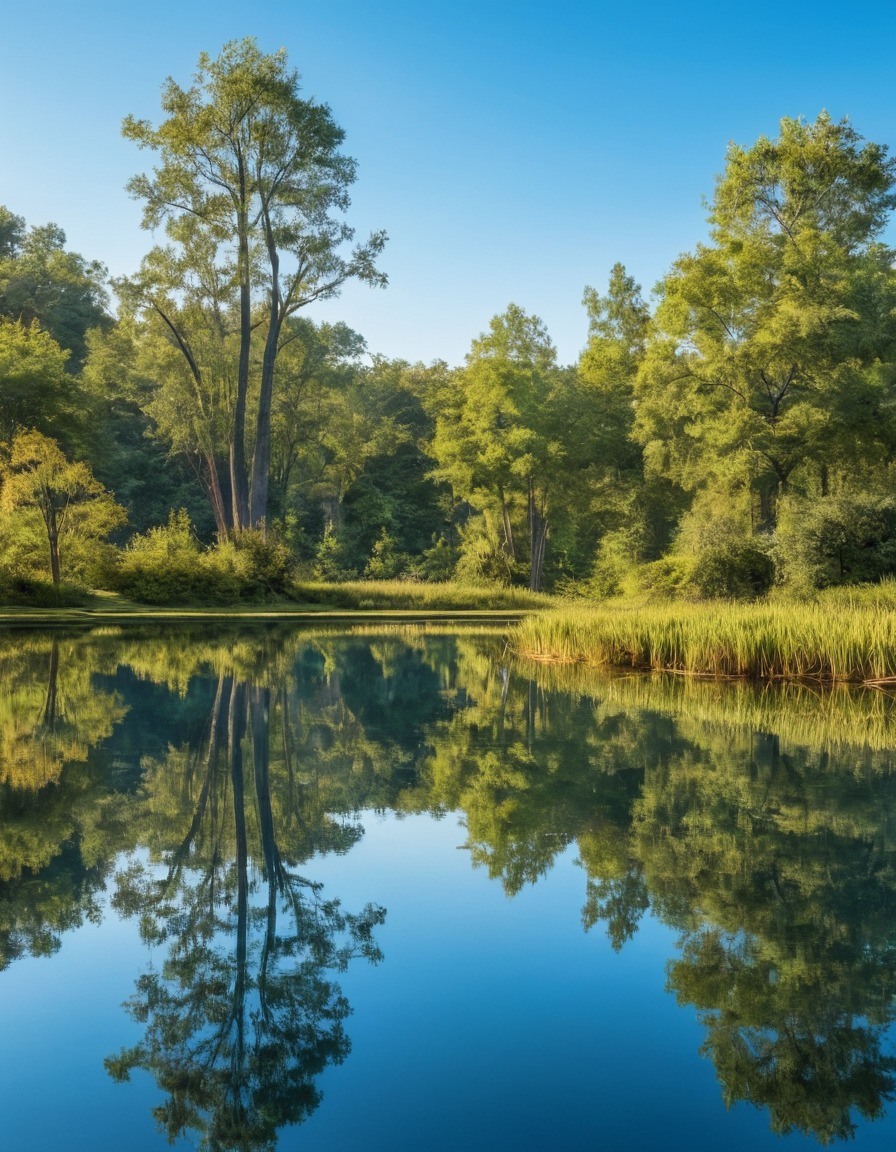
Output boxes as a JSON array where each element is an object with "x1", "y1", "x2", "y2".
[{"x1": 0, "y1": 429, "x2": 126, "y2": 585}]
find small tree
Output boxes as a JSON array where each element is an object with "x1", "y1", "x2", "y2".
[{"x1": 1, "y1": 429, "x2": 126, "y2": 585}]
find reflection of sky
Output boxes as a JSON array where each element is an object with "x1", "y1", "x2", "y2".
[{"x1": 3, "y1": 815, "x2": 896, "y2": 1151}]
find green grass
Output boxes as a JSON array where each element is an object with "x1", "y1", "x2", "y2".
[
  {"x1": 512, "y1": 595, "x2": 896, "y2": 683},
  {"x1": 291, "y1": 579, "x2": 552, "y2": 612},
  {"x1": 0, "y1": 580, "x2": 551, "y2": 627}
]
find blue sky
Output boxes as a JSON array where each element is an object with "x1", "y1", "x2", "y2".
[{"x1": 3, "y1": 0, "x2": 895, "y2": 366}]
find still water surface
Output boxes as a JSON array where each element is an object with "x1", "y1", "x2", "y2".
[{"x1": 2, "y1": 623, "x2": 896, "y2": 1150}]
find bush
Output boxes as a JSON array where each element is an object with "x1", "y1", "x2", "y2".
[
  {"x1": 312, "y1": 527, "x2": 357, "y2": 582},
  {"x1": 0, "y1": 571, "x2": 89, "y2": 607},
  {"x1": 103, "y1": 512, "x2": 298, "y2": 604},
  {"x1": 364, "y1": 529, "x2": 411, "y2": 580},
  {"x1": 411, "y1": 536, "x2": 460, "y2": 582},
  {"x1": 775, "y1": 491, "x2": 896, "y2": 592},
  {"x1": 631, "y1": 554, "x2": 697, "y2": 598},
  {"x1": 690, "y1": 541, "x2": 775, "y2": 600}
]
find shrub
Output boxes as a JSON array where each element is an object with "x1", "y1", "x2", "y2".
[
  {"x1": 364, "y1": 529, "x2": 411, "y2": 580},
  {"x1": 775, "y1": 491, "x2": 896, "y2": 592},
  {"x1": 690, "y1": 541, "x2": 776, "y2": 600},
  {"x1": 411, "y1": 536, "x2": 460, "y2": 582},
  {"x1": 0, "y1": 571, "x2": 89, "y2": 607}
]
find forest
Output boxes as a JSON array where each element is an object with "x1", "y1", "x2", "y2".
[{"x1": 3, "y1": 38, "x2": 896, "y2": 607}]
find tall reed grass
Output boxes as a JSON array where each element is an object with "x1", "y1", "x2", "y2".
[{"x1": 513, "y1": 598, "x2": 896, "y2": 683}]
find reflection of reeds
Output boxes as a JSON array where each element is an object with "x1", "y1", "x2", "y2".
[
  {"x1": 347, "y1": 623, "x2": 510, "y2": 638},
  {"x1": 513, "y1": 601, "x2": 896, "y2": 683},
  {"x1": 516, "y1": 657, "x2": 896, "y2": 756}
]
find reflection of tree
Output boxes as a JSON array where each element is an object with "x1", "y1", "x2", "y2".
[
  {"x1": 0, "y1": 633, "x2": 129, "y2": 968},
  {"x1": 414, "y1": 655, "x2": 896, "y2": 1142},
  {"x1": 107, "y1": 669, "x2": 385, "y2": 1151},
  {"x1": 8, "y1": 624, "x2": 896, "y2": 1143},
  {"x1": 635, "y1": 741, "x2": 896, "y2": 1143}
]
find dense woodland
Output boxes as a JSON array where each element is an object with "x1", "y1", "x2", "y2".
[{"x1": 4, "y1": 39, "x2": 896, "y2": 603}]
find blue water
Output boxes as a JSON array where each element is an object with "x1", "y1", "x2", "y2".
[{"x1": 2, "y1": 625, "x2": 896, "y2": 1150}]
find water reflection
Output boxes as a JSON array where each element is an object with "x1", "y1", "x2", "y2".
[
  {"x1": 106, "y1": 672, "x2": 385, "y2": 1149},
  {"x1": 3, "y1": 624, "x2": 896, "y2": 1145}
]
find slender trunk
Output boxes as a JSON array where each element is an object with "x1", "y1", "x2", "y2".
[
  {"x1": 251, "y1": 685, "x2": 280, "y2": 1020},
  {"x1": 170, "y1": 673, "x2": 229, "y2": 875},
  {"x1": 48, "y1": 533, "x2": 61, "y2": 586},
  {"x1": 230, "y1": 204, "x2": 252, "y2": 531},
  {"x1": 250, "y1": 233, "x2": 283, "y2": 529},
  {"x1": 528, "y1": 477, "x2": 548, "y2": 592},
  {"x1": 758, "y1": 481, "x2": 778, "y2": 532},
  {"x1": 205, "y1": 453, "x2": 229, "y2": 536},
  {"x1": 499, "y1": 488, "x2": 515, "y2": 560}
]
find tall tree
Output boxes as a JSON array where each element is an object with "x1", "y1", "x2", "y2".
[
  {"x1": 635, "y1": 114, "x2": 896, "y2": 530},
  {"x1": 122, "y1": 38, "x2": 387, "y2": 532},
  {"x1": 430, "y1": 305, "x2": 561, "y2": 590}
]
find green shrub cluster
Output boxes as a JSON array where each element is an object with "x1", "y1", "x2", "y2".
[
  {"x1": 103, "y1": 512, "x2": 296, "y2": 605},
  {"x1": 0, "y1": 571, "x2": 89, "y2": 607}
]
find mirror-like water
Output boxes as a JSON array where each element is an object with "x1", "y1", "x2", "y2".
[{"x1": 3, "y1": 623, "x2": 896, "y2": 1150}]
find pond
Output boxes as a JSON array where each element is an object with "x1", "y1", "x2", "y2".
[{"x1": 3, "y1": 623, "x2": 896, "y2": 1150}]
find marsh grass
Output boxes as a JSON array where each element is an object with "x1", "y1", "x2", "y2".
[
  {"x1": 513, "y1": 596, "x2": 896, "y2": 683},
  {"x1": 293, "y1": 580, "x2": 551, "y2": 612}
]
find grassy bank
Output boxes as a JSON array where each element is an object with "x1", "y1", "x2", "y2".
[
  {"x1": 292, "y1": 580, "x2": 551, "y2": 611},
  {"x1": 0, "y1": 581, "x2": 550, "y2": 628},
  {"x1": 512, "y1": 597, "x2": 896, "y2": 683}
]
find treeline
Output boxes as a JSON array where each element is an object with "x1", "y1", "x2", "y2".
[{"x1": 2, "y1": 42, "x2": 896, "y2": 602}]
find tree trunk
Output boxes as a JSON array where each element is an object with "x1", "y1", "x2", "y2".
[
  {"x1": 249, "y1": 230, "x2": 283, "y2": 529},
  {"x1": 499, "y1": 488, "x2": 515, "y2": 560},
  {"x1": 205, "y1": 453, "x2": 229, "y2": 537},
  {"x1": 48, "y1": 526, "x2": 61, "y2": 586},
  {"x1": 230, "y1": 206, "x2": 252, "y2": 531},
  {"x1": 228, "y1": 680, "x2": 249, "y2": 1064},
  {"x1": 528, "y1": 477, "x2": 548, "y2": 592}
]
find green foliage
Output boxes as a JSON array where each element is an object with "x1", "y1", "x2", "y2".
[
  {"x1": 0, "y1": 208, "x2": 109, "y2": 372},
  {"x1": 690, "y1": 541, "x2": 775, "y2": 600},
  {"x1": 429, "y1": 304, "x2": 562, "y2": 590},
  {"x1": 635, "y1": 113, "x2": 896, "y2": 532},
  {"x1": 0, "y1": 318, "x2": 73, "y2": 443},
  {"x1": 0, "y1": 572, "x2": 88, "y2": 607},
  {"x1": 631, "y1": 554, "x2": 697, "y2": 598},
  {"x1": 122, "y1": 37, "x2": 386, "y2": 530},
  {"x1": 0, "y1": 428, "x2": 126, "y2": 586},
  {"x1": 105, "y1": 512, "x2": 296, "y2": 603},
  {"x1": 312, "y1": 525, "x2": 357, "y2": 582},
  {"x1": 775, "y1": 488, "x2": 896, "y2": 592},
  {"x1": 411, "y1": 536, "x2": 460, "y2": 582},
  {"x1": 364, "y1": 529, "x2": 410, "y2": 580},
  {"x1": 453, "y1": 511, "x2": 520, "y2": 586}
]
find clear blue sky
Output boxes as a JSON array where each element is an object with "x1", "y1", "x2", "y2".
[{"x1": 3, "y1": 0, "x2": 895, "y2": 366}]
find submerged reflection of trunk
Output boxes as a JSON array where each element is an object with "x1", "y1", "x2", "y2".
[{"x1": 106, "y1": 668, "x2": 385, "y2": 1151}]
